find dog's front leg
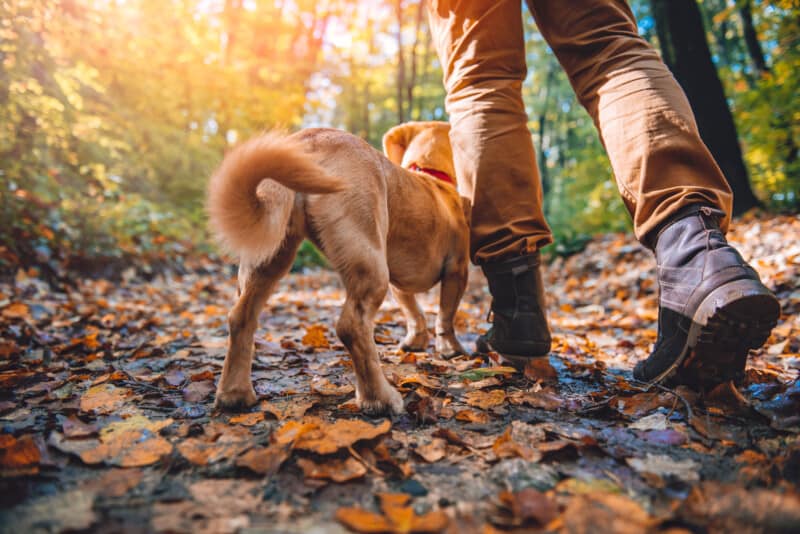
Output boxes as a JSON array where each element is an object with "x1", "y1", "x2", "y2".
[
  {"x1": 435, "y1": 259, "x2": 468, "y2": 358},
  {"x1": 391, "y1": 286, "x2": 430, "y2": 352}
]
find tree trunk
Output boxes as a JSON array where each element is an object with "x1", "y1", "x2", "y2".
[
  {"x1": 739, "y1": 0, "x2": 770, "y2": 76},
  {"x1": 406, "y1": 0, "x2": 424, "y2": 120},
  {"x1": 395, "y1": 0, "x2": 406, "y2": 123},
  {"x1": 650, "y1": 0, "x2": 759, "y2": 215}
]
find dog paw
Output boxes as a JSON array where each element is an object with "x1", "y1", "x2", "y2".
[
  {"x1": 399, "y1": 330, "x2": 429, "y2": 352},
  {"x1": 357, "y1": 387, "x2": 404, "y2": 415},
  {"x1": 214, "y1": 385, "x2": 258, "y2": 411},
  {"x1": 435, "y1": 334, "x2": 465, "y2": 359}
]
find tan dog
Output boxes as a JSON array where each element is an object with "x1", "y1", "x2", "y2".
[{"x1": 207, "y1": 121, "x2": 469, "y2": 415}]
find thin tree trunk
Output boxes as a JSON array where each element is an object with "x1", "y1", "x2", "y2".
[
  {"x1": 395, "y1": 0, "x2": 406, "y2": 123},
  {"x1": 406, "y1": 0, "x2": 424, "y2": 120},
  {"x1": 739, "y1": 0, "x2": 770, "y2": 76},
  {"x1": 650, "y1": 0, "x2": 760, "y2": 214}
]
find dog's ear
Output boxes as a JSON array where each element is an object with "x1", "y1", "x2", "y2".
[{"x1": 382, "y1": 123, "x2": 416, "y2": 165}]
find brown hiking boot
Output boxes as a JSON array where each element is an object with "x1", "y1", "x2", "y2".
[
  {"x1": 633, "y1": 205, "x2": 780, "y2": 389},
  {"x1": 475, "y1": 253, "x2": 551, "y2": 368}
]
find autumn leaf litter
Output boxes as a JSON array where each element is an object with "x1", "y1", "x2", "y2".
[{"x1": 0, "y1": 213, "x2": 799, "y2": 532}]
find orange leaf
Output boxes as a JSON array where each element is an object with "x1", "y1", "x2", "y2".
[
  {"x1": 335, "y1": 507, "x2": 393, "y2": 533},
  {"x1": 0, "y1": 434, "x2": 41, "y2": 470},
  {"x1": 80, "y1": 384, "x2": 133, "y2": 414},
  {"x1": 1, "y1": 302, "x2": 31, "y2": 321},
  {"x1": 294, "y1": 417, "x2": 392, "y2": 455},
  {"x1": 302, "y1": 324, "x2": 330, "y2": 349},
  {"x1": 235, "y1": 443, "x2": 292, "y2": 476},
  {"x1": 296, "y1": 455, "x2": 367, "y2": 483},
  {"x1": 229, "y1": 412, "x2": 264, "y2": 426}
]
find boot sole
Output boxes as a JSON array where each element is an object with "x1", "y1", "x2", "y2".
[
  {"x1": 474, "y1": 336, "x2": 550, "y2": 371},
  {"x1": 647, "y1": 279, "x2": 780, "y2": 390}
]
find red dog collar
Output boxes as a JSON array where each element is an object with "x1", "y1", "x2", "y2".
[{"x1": 409, "y1": 164, "x2": 455, "y2": 186}]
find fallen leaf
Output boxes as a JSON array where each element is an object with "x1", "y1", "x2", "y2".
[
  {"x1": 336, "y1": 493, "x2": 449, "y2": 534},
  {"x1": 491, "y1": 488, "x2": 559, "y2": 528},
  {"x1": 296, "y1": 455, "x2": 368, "y2": 482},
  {"x1": 235, "y1": 443, "x2": 292, "y2": 476},
  {"x1": 492, "y1": 426, "x2": 540, "y2": 462},
  {"x1": 626, "y1": 453, "x2": 700, "y2": 482},
  {"x1": 677, "y1": 481, "x2": 800, "y2": 532},
  {"x1": 82, "y1": 468, "x2": 144, "y2": 497},
  {"x1": 80, "y1": 384, "x2": 133, "y2": 414},
  {"x1": 2, "y1": 302, "x2": 31, "y2": 320},
  {"x1": 454, "y1": 409, "x2": 489, "y2": 424},
  {"x1": 177, "y1": 424, "x2": 252, "y2": 466},
  {"x1": 414, "y1": 438, "x2": 447, "y2": 463},
  {"x1": 261, "y1": 396, "x2": 317, "y2": 420},
  {"x1": 229, "y1": 412, "x2": 264, "y2": 426},
  {"x1": 458, "y1": 366, "x2": 516, "y2": 382},
  {"x1": 523, "y1": 358, "x2": 558, "y2": 382},
  {"x1": 628, "y1": 412, "x2": 669, "y2": 431},
  {"x1": 464, "y1": 389, "x2": 506, "y2": 410},
  {"x1": 561, "y1": 492, "x2": 655, "y2": 534},
  {"x1": 302, "y1": 324, "x2": 330, "y2": 348},
  {"x1": 293, "y1": 417, "x2": 391, "y2": 455},
  {"x1": 311, "y1": 377, "x2": 355, "y2": 396},
  {"x1": 0, "y1": 433, "x2": 41, "y2": 472},
  {"x1": 183, "y1": 380, "x2": 215, "y2": 403}
]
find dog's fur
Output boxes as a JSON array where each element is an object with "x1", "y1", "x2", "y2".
[{"x1": 208, "y1": 121, "x2": 469, "y2": 414}]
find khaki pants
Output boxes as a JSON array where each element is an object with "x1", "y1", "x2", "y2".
[{"x1": 427, "y1": 0, "x2": 733, "y2": 263}]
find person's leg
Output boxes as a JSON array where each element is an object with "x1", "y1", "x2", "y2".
[
  {"x1": 427, "y1": 0, "x2": 551, "y2": 262},
  {"x1": 427, "y1": 0, "x2": 552, "y2": 362},
  {"x1": 526, "y1": 0, "x2": 732, "y2": 239},
  {"x1": 527, "y1": 0, "x2": 779, "y2": 387}
]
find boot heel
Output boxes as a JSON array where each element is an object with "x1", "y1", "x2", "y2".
[{"x1": 678, "y1": 279, "x2": 780, "y2": 389}]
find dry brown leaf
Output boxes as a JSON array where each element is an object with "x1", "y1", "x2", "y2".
[
  {"x1": 464, "y1": 389, "x2": 506, "y2": 410},
  {"x1": 336, "y1": 493, "x2": 449, "y2": 534},
  {"x1": 414, "y1": 438, "x2": 447, "y2": 463},
  {"x1": 261, "y1": 396, "x2": 317, "y2": 420},
  {"x1": 561, "y1": 492, "x2": 655, "y2": 534},
  {"x1": 508, "y1": 389, "x2": 565, "y2": 411},
  {"x1": 2, "y1": 302, "x2": 31, "y2": 320},
  {"x1": 454, "y1": 409, "x2": 489, "y2": 424},
  {"x1": 302, "y1": 324, "x2": 330, "y2": 349},
  {"x1": 491, "y1": 488, "x2": 559, "y2": 528},
  {"x1": 0, "y1": 433, "x2": 41, "y2": 472},
  {"x1": 82, "y1": 468, "x2": 144, "y2": 497},
  {"x1": 81, "y1": 429, "x2": 171, "y2": 467},
  {"x1": 293, "y1": 417, "x2": 391, "y2": 455},
  {"x1": 229, "y1": 412, "x2": 264, "y2": 426},
  {"x1": 335, "y1": 507, "x2": 393, "y2": 533},
  {"x1": 311, "y1": 377, "x2": 355, "y2": 396},
  {"x1": 235, "y1": 443, "x2": 292, "y2": 476},
  {"x1": 492, "y1": 426, "x2": 540, "y2": 462},
  {"x1": 296, "y1": 455, "x2": 367, "y2": 482},
  {"x1": 79, "y1": 384, "x2": 133, "y2": 414}
]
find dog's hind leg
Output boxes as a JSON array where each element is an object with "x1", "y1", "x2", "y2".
[
  {"x1": 215, "y1": 235, "x2": 302, "y2": 410},
  {"x1": 391, "y1": 286, "x2": 430, "y2": 352},
  {"x1": 435, "y1": 258, "x2": 468, "y2": 358},
  {"x1": 334, "y1": 259, "x2": 403, "y2": 415}
]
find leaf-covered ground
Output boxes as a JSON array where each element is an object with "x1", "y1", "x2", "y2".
[{"x1": 1, "y1": 213, "x2": 799, "y2": 533}]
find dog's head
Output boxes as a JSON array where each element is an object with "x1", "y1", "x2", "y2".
[{"x1": 382, "y1": 121, "x2": 456, "y2": 185}]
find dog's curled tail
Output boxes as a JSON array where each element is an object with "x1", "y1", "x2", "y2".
[{"x1": 207, "y1": 132, "x2": 345, "y2": 264}]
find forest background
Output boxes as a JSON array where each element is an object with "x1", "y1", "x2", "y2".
[{"x1": 1, "y1": 0, "x2": 798, "y2": 278}]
